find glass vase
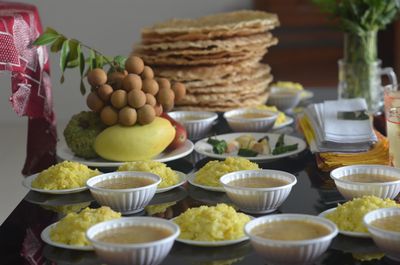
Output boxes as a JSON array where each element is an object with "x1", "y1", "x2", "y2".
[{"x1": 338, "y1": 31, "x2": 397, "y2": 113}]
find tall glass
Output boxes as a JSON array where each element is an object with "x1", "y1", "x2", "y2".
[{"x1": 384, "y1": 85, "x2": 400, "y2": 167}]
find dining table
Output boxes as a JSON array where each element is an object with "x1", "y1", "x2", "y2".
[{"x1": 1, "y1": 87, "x2": 397, "y2": 265}]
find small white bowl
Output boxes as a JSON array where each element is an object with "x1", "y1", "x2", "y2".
[
  {"x1": 220, "y1": 170, "x2": 297, "y2": 213},
  {"x1": 87, "y1": 171, "x2": 161, "y2": 214},
  {"x1": 267, "y1": 87, "x2": 302, "y2": 111},
  {"x1": 223, "y1": 108, "x2": 278, "y2": 132},
  {"x1": 330, "y1": 165, "x2": 400, "y2": 200},
  {"x1": 168, "y1": 111, "x2": 218, "y2": 140},
  {"x1": 86, "y1": 217, "x2": 180, "y2": 265},
  {"x1": 245, "y1": 214, "x2": 338, "y2": 265},
  {"x1": 364, "y1": 208, "x2": 400, "y2": 261}
]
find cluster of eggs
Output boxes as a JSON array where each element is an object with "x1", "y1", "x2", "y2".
[{"x1": 86, "y1": 56, "x2": 186, "y2": 126}]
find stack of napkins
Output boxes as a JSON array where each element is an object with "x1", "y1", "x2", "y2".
[{"x1": 302, "y1": 98, "x2": 377, "y2": 153}]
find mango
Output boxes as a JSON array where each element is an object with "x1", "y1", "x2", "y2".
[{"x1": 94, "y1": 117, "x2": 175, "y2": 161}]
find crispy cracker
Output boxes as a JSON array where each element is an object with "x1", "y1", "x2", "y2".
[
  {"x1": 134, "y1": 49, "x2": 267, "y2": 66},
  {"x1": 182, "y1": 64, "x2": 271, "y2": 89},
  {"x1": 178, "y1": 75, "x2": 272, "y2": 104},
  {"x1": 133, "y1": 38, "x2": 278, "y2": 57},
  {"x1": 141, "y1": 10, "x2": 279, "y2": 43},
  {"x1": 135, "y1": 33, "x2": 273, "y2": 51},
  {"x1": 153, "y1": 58, "x2": 260, "y2": 81}
]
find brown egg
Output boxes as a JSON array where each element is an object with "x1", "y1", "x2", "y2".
[
  {"x1": 171, "y1": 82, "x2": 186, "y2": 102},
  {"x1": 110, "y1": 90, "x2": 128, "y2": 109},
  {"x1": 122, "y1": 74, "x2": 142, "y2": 92},
  {"x1": 107, "y1": 71, "x2": 125, "y2": 90},
  {"x1": 157, "y1": 78, "x2": 171, "y2": 90},
  {"x1": 86, "y1": 92, "x2": 104, "y2": 112},
  {"x1": 97, "y1": 84, "x2": 114, "y2": 102},
  {"x1": 118, "y1": 106, "x2": 137, "y2": 126},
  {"x1": 87, "y1": 68, "x2": 107, "y2": 87},
  {"x1": 142, "y1": 79, "x2": 159, "y2": 95},
  {"x1": 127, "y1": 89, "x2": 146, "y2": 108},
  {"x1": 154, "y1": 103, "x2": 163, "y2": 116},
  {"x1": 157, "y1": 88, "x2": 175, "y2": 109},
  {"x1": 141, "y1": 66, "x2": 154, "y2": 79},
  {"x1": 125, "y1": 56, "x2": 144, "y2": 74},
  {"x1": 137, "y1": 104, "x2": 156, "y2": 125},
  {"x1": 100, "y1": 106, "x2": 118, "y2": 126},
  {"x1": 145, "y1": 93, "x2": 156, "y2": 106}
]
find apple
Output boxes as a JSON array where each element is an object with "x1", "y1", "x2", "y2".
[{"x1": 161, "y1": 112, "x2": 187, "y2": 150}]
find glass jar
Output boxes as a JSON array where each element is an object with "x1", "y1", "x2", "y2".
[{"x1": 338, "y1": 59, "x2": 397, "y2": 113}]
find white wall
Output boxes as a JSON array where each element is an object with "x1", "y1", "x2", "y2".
[{"x1": 0, "y1": 0, "x2": 252, "y2": 124}]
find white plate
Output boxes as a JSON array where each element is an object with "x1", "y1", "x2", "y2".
[
  {"x1": 57, "y1": 140, "x2": 194, "y2": 168},
  {"x1": 23, "y1": 174, "x2": 88, "y2": 195},
  {"x1": 41, "y1": 223, "x2": 94, "y2": 251},
  {"x1": 194, "y1": 132, "x2": 307, "y2": 161},
  {"x1": 319, "y1": 208, "x2": 370, "y2": 238},
  {"x1": 273, "y1": 116, "x2": 294, "y2": 130},
  {"x1": 301, "y1": 90, "x2": 314, "y2": 100},
  {"x1": 156, "y1": 171, "x2": 187, "y2": 193},
  {"x1": 171, "y1": 217, "x2": 250, "y2": 247},
  {"x1": 187, "y1": 173, "x2": 225, "y2": 192}
]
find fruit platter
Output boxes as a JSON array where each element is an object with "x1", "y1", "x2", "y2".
[{"x1": 56, "y1": 52, "x2": 192, "y2": 165}]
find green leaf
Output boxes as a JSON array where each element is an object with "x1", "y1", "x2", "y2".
[
  {"x1": 66, "y1": 39, "x2": 79, "y2": 68},
  {"x1": 95, "y1": 54, "x2": 104, "y2": 68},
  {"x1": 59, "y1": 40, "x2": 70, "y2": 75},
  {"x1": 44, "y1": 27, "x2": 59, "y2": 35},
  {"x1": 32, "y1": 32, "x2": 59, "y2": 46},
  {"x1": 80, "y1": 79, "x2": 86, "y2": 95},
  {"x1": 50, "y1": 36, "x2": 66, "y2": 52},
  {"x1": 88, "y1": 49, "x2": 96, "y2": 70},
  {"x1": 78, "y1": 46, "x2": 85, "y2": 76},
  {"x1": 60, "y1": 74, "x2": 65, "y2": 84},
  {"x1": 113, "y1": 55, "x2": 127, "y2": 70}
]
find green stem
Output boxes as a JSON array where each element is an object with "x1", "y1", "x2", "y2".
[{"x1": 78, "y1": 42, "x2": 116, "y2": 70}]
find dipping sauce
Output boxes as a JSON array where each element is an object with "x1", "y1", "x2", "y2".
[
  {"x1": 371, "y1": 215, "x2": 400, "y2": 232},
  {"x1": 95, "y1": 226, "x2": 172, "y2": 244},
  {"x1": 229, "y1": 177, "x2": 289, "y2": 188},
  {"x1": 341, "y1": 174, "x2": 399, "y2": 183},
  {"x1": 95, "y1": 177, "x2": 154, "y2": 189},
  {"x1": 232, "y1": 113, "x2": 270, "y2": 119},
  {"x1": 179, "y1": 116, "x2": 203, "y2": 121},
  {"x1": 252, "y1": 220, "x2": 331, "y2": 241}
]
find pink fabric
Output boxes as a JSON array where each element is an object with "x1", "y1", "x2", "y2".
[{"x1": 0, "y1": 1, "x2": 57, "y2": 175}]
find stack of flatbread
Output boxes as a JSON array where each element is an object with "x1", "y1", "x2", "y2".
[{"x1": 133, "y1": 10, "x2": 279, "y2": 111}]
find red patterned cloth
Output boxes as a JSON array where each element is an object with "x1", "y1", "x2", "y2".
[{"x1": 0, "y1": 2, "x2": 57, "y2": 175}]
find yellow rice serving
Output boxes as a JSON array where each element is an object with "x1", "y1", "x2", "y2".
[
  {"x1": 173, "y1": 203, "x2": 251, "y2": 241},
  {"x1": 117, "y1": 160, "x2": 179, "y2": 188},
  {"x1": 31, "y1": 161, "x2": 100, "y2": 190},
  {"x1": 195, "y1": 157, "x2": 259, "y2": 187}
]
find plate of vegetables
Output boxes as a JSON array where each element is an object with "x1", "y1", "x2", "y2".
[{"x1": 194, "y1": 133, "x2": 307, "y2": 161}]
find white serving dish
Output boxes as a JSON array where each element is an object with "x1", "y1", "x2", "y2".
[
  {"x1": 245, "y1": 214, "x2": 338, "y2": 265},
  {"x1": 267, "y1": 87, "x2": 302, "y2": 111},
  {"x1": 86, "y1": 171, "x2": 161, "y2": 214},
  {"x1": 194, "y1": 132, "x2": 307, "y2": 161},
  {"x1": 223, "y1": 108, "x2": 278, "y2": 132},
  {"x1": 23, "y1": 173, "x2": 88, "y2": 194},
  {"x1": 57, "y1": 140, "x2": 194, "y2": 168},
  {"x1": 86, "y1": 217, "x2": 179, "y2": 265},
  {"x1": 220, "y1": 170, "x2": 297, "y2": 213},
  {"x1": 168, "y1": 111, "x2": 217, "y2": 140},
  {"x1": 319, "y1": 208, "x2": 370, "y2": 238},
  {"x1": 330, "y1": 165, "x2": 400, "y2": 200},
  {"x1": 364, "y1": 207, "x2": 400, "y2": 261}
]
